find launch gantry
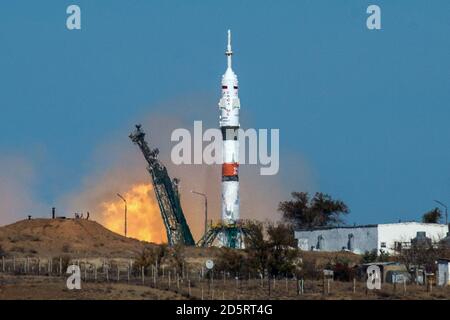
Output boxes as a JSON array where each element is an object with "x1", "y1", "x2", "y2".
[{"x1": 129, "y1": 125, "x2": 195, "y2": 246}]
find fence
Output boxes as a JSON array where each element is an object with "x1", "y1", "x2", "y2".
[{"x1": 0, "y1": 256, "x2": 448, "y2": 299}]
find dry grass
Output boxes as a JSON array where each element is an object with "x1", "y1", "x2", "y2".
[
  {"x1": 0, "y1": 218, "x2": 153, "y2": 258},
  {"x1": 0, "y1": 274, "x2": 185, "y2": 300}
]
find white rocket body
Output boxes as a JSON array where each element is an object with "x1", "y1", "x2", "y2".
[{"x1": 219, "y1": 30, "x2": 240, "y2": 225}]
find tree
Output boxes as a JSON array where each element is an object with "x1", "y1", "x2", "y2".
[
  {"x1": 216, "y1": 248, "x2": 247, "y2": 277},
  {"x1": 422, "y1": 207, "x2": 442, "y2": 223},
  {"x1": 244, "y1": 220, "x2": 269, "y2": 276},
  {"x1": 242, "y1": 221, "x2": 301, "y2": 278},
  {"x1": 278, "y1": 192, "x2": 349, "y2": 229},
  {"x1": 396, "y1": 245, "x2": 441, "y2": 273},
  {"x1": 266, "y1": 222, "x2": 301, "y2": 276}
]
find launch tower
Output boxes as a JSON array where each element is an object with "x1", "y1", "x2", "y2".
[{"x1": 129, "y1": 125, "x2": 195, "y2": 246}]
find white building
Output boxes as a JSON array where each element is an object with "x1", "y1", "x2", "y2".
[
  {"x1": 437, "y1": 259, "x2": 450, "y2": 286},
  {"x1": 294, "y1": 222, "x2": 448, "y2": 255}
]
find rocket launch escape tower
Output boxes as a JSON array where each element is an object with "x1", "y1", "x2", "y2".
[{"x1": 129, "y1": 125, "x2": 195, "y2": 246}]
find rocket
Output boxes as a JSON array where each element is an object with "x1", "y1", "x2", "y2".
[{"x1": 219, "y1": 30, "x2": 240, "y2": 238}]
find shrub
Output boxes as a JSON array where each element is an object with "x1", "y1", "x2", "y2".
[
  {"x1": 133, "y1": 245, "x2": 169, "y2": 275},
  {"x1": 298, "y1": 258, "x2": 321, "y2": 280},
  {"x1": 216, "y1": 248, "x2": 247, "y2": 277},
  {"x1": 62, "y1": 244, "x2": 72, "y2": 253},
  {"x1": 333, "y1": 262, "x2": 356, "y2": 281},
  {"x1": 53, "y1": 255, "x2": 72, "y2": 273},
  {"x1": 361, "y1": 250, "x2": 378, "y2": 263}
]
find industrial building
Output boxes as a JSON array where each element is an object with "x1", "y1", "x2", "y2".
[{"x1": 294, "y1": 222, "x2": 448, "y2": 254}]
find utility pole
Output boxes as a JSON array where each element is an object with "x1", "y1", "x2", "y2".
[
  {"x1": 117, "y1": 193, "x2": 127, "y2": 237},
  {"x1": 191, "y1": 190, "x2": 208, "y2": 238},
  {"x1": 434, "y1": 200, "x2": 448, "y2": 225}
]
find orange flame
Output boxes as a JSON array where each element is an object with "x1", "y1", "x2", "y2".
[{"x1": 100, "y1": 184, "x2": 166, "y2": 243}]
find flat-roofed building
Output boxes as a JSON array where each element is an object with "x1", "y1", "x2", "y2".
[{"x1": 294, "y1": 222, "x2": 448, "y2": 254}]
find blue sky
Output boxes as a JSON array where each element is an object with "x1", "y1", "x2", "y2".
[{"x1": 0, "y1": 1, "x2": 449, "y2": 226}]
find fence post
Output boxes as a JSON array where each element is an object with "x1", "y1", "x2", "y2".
[
  {"x1": 13, "y1": 256, "x2": 15, "y2": 272},
  {"x1": 128, "y1": 259, "x2": 132, "y2": 280},
  {"x1": 141, "y1": 266, "x2": 145, "y2": 285},
  {"x1": 285, "y1": 277, "x2": 288, "y2": 293},
  {"x1": 301, "y1": 279, "x2": 304, "y2": 295},
  {"x1": 182, "y1": 261, "x2": 185, "y2": 279},
  {"x1": 106, "y1": 265, "x2": 109, "y2": 282},
  {"x1": 188, "y1": 280, "x2": 191, "y2": 297},
  {"x1": 168, "y1": 271, "x2": 171, "y2": 288},
  {"x1": 353, "y1": 278, "x2": 356, "y2": 293},
  {"x1": 322, "y1": 276, "x2": 326, "y2": 295},
  {"x1": 153, "y1": 265, "x2": 156, "y2": 287},
  {"x1": 117, "y1": 265, "x2": 120, "y2": 282},
  {"x1": 403, "y1": 279, "x2": 406, "y2": 295},
  {"x1": 59, "y1": 257, "x2": 62, "y2": 276},
  {"x1": 127, "y1": 265, "x2": 130, "y2": 282},
  {"x1": 38, "y1": 258, "x2": 41, "y2": 275},
  {"x1": 94, "y1": 266, "x2": 97, "y2": 282}
]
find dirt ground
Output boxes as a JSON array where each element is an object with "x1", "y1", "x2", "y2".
[
  {"x1": 2, "y1": 273, "x2": 449, "y2": 300},
  {"x1": 0, "y1": 274, "x2": 185, "y2": 300},
  {"x1": 177, "y1": 277, "x2": 450, "y2": 300}
]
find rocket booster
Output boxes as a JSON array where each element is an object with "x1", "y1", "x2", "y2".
[{"x1": 219, "y1": 30, "x2": 240, "y2": 224}]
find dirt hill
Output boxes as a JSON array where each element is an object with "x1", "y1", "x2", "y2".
[{"x1": 0, "y1": 218, "x2": 151, "y2": 258}]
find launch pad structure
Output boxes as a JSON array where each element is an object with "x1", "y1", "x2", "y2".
[
  {"x1": 129, "y1": 124, "x2": 254, "y2": 248},
  {"x1": 197, "y1": 220, "x2": 253, "y2": 248},
  {"x1": 129, "y1": 30, "x2": 251, "y2": 249}
]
